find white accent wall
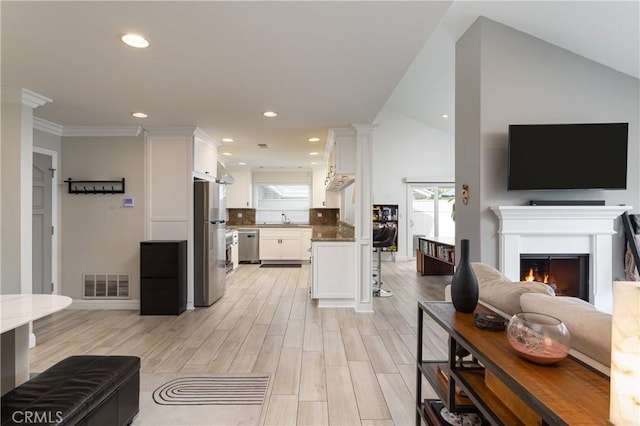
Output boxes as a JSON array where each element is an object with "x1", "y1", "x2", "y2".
[{"x1": 455, "y1": 17, "x2": 640, "y2": 280}]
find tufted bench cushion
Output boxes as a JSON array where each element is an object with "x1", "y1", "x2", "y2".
[{"x1": 1, "y1": 355, "x2": 140, "y2": 426}]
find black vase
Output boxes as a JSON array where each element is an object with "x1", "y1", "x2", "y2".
[{"x1": 451, "y1": 239, "x2": 479, "y2": 313}]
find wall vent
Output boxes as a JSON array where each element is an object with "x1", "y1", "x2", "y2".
[{"x1": 83, "y1": 273, "x2": 131, "y2": 299}]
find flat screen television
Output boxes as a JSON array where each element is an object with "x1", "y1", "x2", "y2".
[{"x1": 507, "y1": 123, "x2": 628, "y2": 190}]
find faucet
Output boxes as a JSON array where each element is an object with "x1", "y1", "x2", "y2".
[{"x1": 281, "y1": 213, "x2": 291, "y2": 224}]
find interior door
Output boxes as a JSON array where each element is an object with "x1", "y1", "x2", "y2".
[
  {"x1": 407, "y1": 183, "x2": 455, "y2": 256},
  {"x1": 32, "y1": 152, "x2": 53, "y2": 294}
]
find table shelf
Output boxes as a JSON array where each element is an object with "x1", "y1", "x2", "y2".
[{"x1": 416, "y1": 301, "x2": 610, "y2": 426}]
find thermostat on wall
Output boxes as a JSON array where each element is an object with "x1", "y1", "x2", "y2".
[{"x1": 124, "y1": 198, "x2": 134, "y2": 207}]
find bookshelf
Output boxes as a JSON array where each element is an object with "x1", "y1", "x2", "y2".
[{"x1": 417, "y1": 237, "x2": 455, "y2": 275}]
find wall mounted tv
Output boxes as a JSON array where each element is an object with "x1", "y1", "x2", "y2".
[{"x1": 507, "y1": 123, "x2": 628, "y2": 190}]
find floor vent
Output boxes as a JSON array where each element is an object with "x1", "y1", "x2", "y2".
[{"x1": 83, "y1": 273, "x2": 130, "y2": 299}]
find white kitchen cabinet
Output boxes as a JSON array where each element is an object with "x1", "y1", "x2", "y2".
[
  {"x1": 231, "y1": 230, "x2": 239, "y2": 270},
  {"x1": 311, "y1": 241, "x2": 355, "y2": 305},
  {"x1": 226, "y1": 170, "x2": 252, "y2": 208},
  {"x1": 193, "y1": 137, "x2": 218, "y2": 178},
  {"x1": 259, "y1": 228, "x2": 305, "y2": 261},
  {"x1": 301, "y1": 228, "x2": 312, "y2": 261},
  {"x1": 325, "y1": 128, "x2": 356, "y2": 191}
]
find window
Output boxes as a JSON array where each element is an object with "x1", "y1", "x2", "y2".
[
  {"x1": 255, "y1": 183, "x2": 310, "y2": 224},
  {"x1": 408, "y1": 183, "x2": 455, "y2": 254}
]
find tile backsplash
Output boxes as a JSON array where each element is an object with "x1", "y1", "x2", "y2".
[
  {"x1": 227, "y1": 208, "x2": 256, "y2": 226},
  {"x1": 309, "y1": 208, "x2": 340, "y2": 225}
]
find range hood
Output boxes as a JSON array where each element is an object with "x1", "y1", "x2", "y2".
[
  {"x1": 216, "y1": 162, "x2": 235, "y2": 185},
  {"x1": 326, "y1": 174, "x2": 354, "y2": 191}
]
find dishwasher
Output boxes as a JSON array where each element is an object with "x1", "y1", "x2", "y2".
[{"x1": 238, "y1": 228, "x2": 260, "y2": 263}]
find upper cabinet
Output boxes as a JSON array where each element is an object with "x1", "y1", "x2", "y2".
[
  {"x1": 325, "y1": 128, "x2": 356, "y2": 191},
  {"x1": 193, "y1": 136, "x2": 218, "y2": 178},
  {"x1": 226, "y1": 170, "x2": 252, "y2": 208}
]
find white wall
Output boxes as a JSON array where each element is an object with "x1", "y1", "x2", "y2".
[
  {"x1": 456, "y1": 17, "x2": 640, "y2": 280},
  {"x1": 60, "y1": 136, "x2": 145, "y2": 301},
  {"x1": 372, "y1": 107, "x2": 455, "y2": 259}
]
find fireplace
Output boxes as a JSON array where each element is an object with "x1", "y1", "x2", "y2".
[
  {"x1": 492, "y1": 205, "x2": 631, "y2": 314},
  {"x1": 520, "y1": 254, "x2": 589, "y2": 301}
]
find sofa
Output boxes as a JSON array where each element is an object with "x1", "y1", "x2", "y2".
[{"x1": 445, "y1": 262, "x2": 611, "y2": 375}]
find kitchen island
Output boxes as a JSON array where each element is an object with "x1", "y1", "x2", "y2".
[{"x1": 310, "y1": 222, "x2": 356, "y2": 308}]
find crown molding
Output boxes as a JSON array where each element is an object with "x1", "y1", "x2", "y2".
[
  {"x1": 144, "y1": 126, "x2": 219, "y2": 145},
  {"x1": 2, "y1": 87, "x2": 52, "y2": 108},
  {"x1": 33, "y1": 117, "x2": 64, "y2": 136},
  {"x1": 62, "y1": 126, "x2": 143, "y2": 137}
]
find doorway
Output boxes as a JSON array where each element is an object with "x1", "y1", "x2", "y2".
[
  {"x1": 406, "y1": 183, "x2": 455, "y2": 257},
  {"x1": 32, "y1": 149, "x2": 57, "y2": 294}
]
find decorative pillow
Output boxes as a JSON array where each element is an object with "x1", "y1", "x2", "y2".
[
  {"x1": 471, "y1": 262, "x2": 555, "y2": 316},
  {"x1": 520, "y1": 293, "x2": 611, "y2": 367}
]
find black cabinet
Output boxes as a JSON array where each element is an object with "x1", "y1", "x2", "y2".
[{"x1": 140, "y1": 240, "x2": 187, "y2": 315}]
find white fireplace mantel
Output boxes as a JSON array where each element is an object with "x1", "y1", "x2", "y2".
[{"x1": 491, "y1": 205, "x2": 632, "y2": 313}]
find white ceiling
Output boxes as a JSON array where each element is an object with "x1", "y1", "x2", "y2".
[{"x1": 2, "y1": 1, "x2": 638, "y2": 172}]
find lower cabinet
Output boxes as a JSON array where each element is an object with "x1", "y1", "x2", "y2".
[
  {"x1": 259, "y1": 228, "x2": 312, "y2": 261},
  {"x1": 140, "y1": 240, "x2": 187, "y2": 315},
  {"x1": 311, "y1": 241, "x2": 355, "y2": 305}
]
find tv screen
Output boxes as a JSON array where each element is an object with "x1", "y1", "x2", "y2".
[{"x1": 507, "y1": 123, "x2": 628, "y2": 190}]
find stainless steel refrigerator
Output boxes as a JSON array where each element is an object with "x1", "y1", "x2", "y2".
[{"x1": 194, "y1": 179, "x2": 226, "y2": 306}]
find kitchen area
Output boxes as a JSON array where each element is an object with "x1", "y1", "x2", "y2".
[{"x1": 141, "y1": 124, "x2": 373, "y2": 315}]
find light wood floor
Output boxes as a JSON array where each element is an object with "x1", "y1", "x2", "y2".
[{"x1": 30, "y1": 259, "x2": 451, "y2": 425}]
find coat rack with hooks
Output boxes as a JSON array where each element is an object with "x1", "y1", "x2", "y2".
[{"x1": 65, "y1": 178, "x2": 125, "y2": 194}]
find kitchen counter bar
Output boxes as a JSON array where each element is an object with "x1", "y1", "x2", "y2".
[{"x1": 227, "y1": 223, "x2": 355, "y2": 242}]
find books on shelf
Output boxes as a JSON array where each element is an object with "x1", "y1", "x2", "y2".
[{"x1": 421, "y1": 240, "x2": 455, "y2": 264}]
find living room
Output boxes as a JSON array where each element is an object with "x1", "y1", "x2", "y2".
[{"x1": 2, "y1": 2, "x2": 639, "y2": 425}]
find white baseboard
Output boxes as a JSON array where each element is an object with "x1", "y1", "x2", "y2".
[{"x1": 69, "y1": 298, "x2": 140, "y2": 310}]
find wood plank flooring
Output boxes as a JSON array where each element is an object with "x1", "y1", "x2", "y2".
[{"x1": 30, "y1": 259, "x2": 451, "y2": 425}]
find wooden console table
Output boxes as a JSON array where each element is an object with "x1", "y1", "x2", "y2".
[
  {"x1": 416, "y1": 301, "x2": 610, "y2": 425},
  {"x1": 416, "y1": 237, "x2": 455, "y2": 275}
]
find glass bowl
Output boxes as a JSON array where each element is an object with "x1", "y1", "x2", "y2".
[{"x1": 507, "y1": 312, "x2": 571, "y2": 365}]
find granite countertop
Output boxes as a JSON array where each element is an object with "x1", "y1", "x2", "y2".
[
  {"x1": 226, "y1": 223, "x2": 355, "y2": 242},
  {"x1": 311, "y1": 225, "x2": 355, "y2": 242}
]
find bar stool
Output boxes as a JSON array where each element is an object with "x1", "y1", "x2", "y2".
[{"x1": 372, "y1": 226, "x2": 397, "y2": 297}]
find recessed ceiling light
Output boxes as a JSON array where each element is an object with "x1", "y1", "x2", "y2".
[
  {"x1": 441, "y1": 113, "x2": 449, "y2": 119},
  {"x1": 222, "y1": 152, "x2": 232, "y2": 156},
  {"x1": 222, "y1": 138, "x2": 234, "y2": 143},
  {"x1": 121, "y1": 33, "x2": 149, "y2": 48},
  {"x1": 131, "y1": 112, "x2": 148, "y2": 118},
  {"x1": 238, "y1": 162, "x2": 246, "y2": 166},
  {"x1": 262, "y1": 111, "x2": 278, "y2": 118},
  {"x1": 308, "y1": 137, "x2": 320, "y2": 142},
  {"x1": 309, "y1": 152, "x2": 319, "y2": 156},
  {"x1": 310, "y1": 161, "x2": 318, "y2": 165}
]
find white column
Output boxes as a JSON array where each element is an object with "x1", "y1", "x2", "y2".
[
  {"x1": 353, "y1": 124, "x2": 376, "y2": 313},
  {"x1": 1, "y1": 88, "x2": 52, "y2": 295}
]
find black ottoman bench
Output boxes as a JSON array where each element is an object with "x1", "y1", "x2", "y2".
[{"x1": 1, "y1": 355, "x2": 140, "y2": 426}]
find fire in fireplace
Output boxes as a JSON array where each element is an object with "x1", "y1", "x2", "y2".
[{"x1": 520, "y1": 254, "x2": 589, "y2": 302}]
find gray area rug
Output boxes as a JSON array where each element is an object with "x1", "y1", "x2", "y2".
[{"x1": 133, "y1": 373, "x2": 270, "y2": 425}]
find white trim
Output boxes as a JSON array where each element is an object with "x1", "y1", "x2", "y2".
[
  {"x1": 22, "y1": 89, "x2": 52, "y2": 108},
  {"x1": 143, "y1": 126, "x2": 199, "y2": 137},
  {"x1": 69, "y1": 298, "x2": 141, "y2": 310},
  {"x1": 62, "y1": 126, "x2": 142, "y2": 137},
  {"x1": 33, "y1": 147, "x2": 59, "y2": 295},
  {"x1": 33, "y1": 117, "x2": 64, "y2": 136},
  {"x1": 2, "y1": 88, "x2": 52, "y2": 108},
  {"x1": 403, "y1": 176, "x2": 455, "y2": 183}
]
